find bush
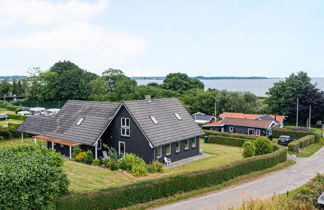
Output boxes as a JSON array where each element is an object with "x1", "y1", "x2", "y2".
[
  {"x1": 119, "y1": 153, "x2": 148, "y2": 176},
  {"x1": 7, "y1": 122, "x2": 21, "y2": 129},
  {"x1": 5, "y1": 105, "x2": 24, "y2": 112},
  {"x1": 0, "y1": 126, "x2": 22, "y2": 139},
  {"x1": 288, "y1": 135, "x2": 316, "y2": 152},
  {"x1": 0, "y1": 145, "x2": 69, "y2": 209},
  {"x1": 57, "y1": 146, "x2": 287, "y2": 210},
  {"x1": 93, "y1": 159, "x2": 101, "y2": 166},
  {"x1": 147, "y1": 161, "x2": 164, "y2": 173},
  {"x1": 208, "y1": 135, "x2": 252, "y2": 147},
  {"x1": 75, "y1": 152, "x2": 87, "y2": 162},
  {"x1": 72, "y1": 145, "x2": 82, "y2": 158},
  {"x1": 204, "y1": 130, "x2": 258, "y2": 140},
  {"x1": 242, "y1": 141, "x2": 255, "y2": 158},
  {"x1": 273, "y1": 128, "x2": 321, "y2": 141},
  {"x1": 7, "y1": 113, "x2": 29, "y2": 120},
  {"x1": 85, "y1": 150, "x2": 94, "y2": 164},
  {"x1": 254, "y1": 137, "x2": 273, "y2": 156},
  {"x1": 103, "y1": 159, "x2": 119, "y2": 170}
]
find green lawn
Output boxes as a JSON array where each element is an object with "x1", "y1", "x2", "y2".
[
  {"x1": 0, "y1": 119, "x2": 23, "y2": 126},
  {"x1": 0, "y1": 137, "x2": 34, "y2": 146},
  {"x1": 0, "y1": 109, "x2": 15, "y2": 114},
  {"x1": 288, "y1": 138, "x2": 324, "y2": 157}
]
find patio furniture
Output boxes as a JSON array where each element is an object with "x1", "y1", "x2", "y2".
[{"x1": 164, "y1": 157, "x2": 171, "y2": 166}]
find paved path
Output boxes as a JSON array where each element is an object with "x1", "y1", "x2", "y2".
[{"x1": 156, "y1": 147, "x2": 324, "y2": 210}]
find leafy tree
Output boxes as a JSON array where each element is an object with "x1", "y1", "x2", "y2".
[
  {"x1": 89, "y1": 77, "x2": 108, "y2": 101},
  {"x1": 130, "y1": 85, "x2": 178, "y2": 100},
  {"x1": 0, "y1": 80, "x2": 12, "y2": 97},
  {"x1": 162, "y1": 73, "x2": 204, "y2": 93},
  {"x1": 110, "y1": 76, "x2": 137, "y2": 101},
  {"x1": 288, "y1": 84, "x2": 324, "y2": 125},
  {"x1": 266, "y1": 72, "x2": 311, "y2": 115},
  {"x1": 147, "y1": 82, "x2": 161, "y2": 87},
  {"x1": 102, "y1": 68, "x2": 125, "y2": 93}
]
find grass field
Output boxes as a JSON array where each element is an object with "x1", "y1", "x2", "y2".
[{"x1": 0, "y1": 137, "x2": 34, "y2": 146}]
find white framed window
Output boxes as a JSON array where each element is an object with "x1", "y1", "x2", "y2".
[
  {"x1": 156, "y1": 146, "x2": 162, "y2": 158},
  {"x1": 229, "y1": 127, "x2": 234, "y2": 132},
  {"x1": 184, "y1": 139, "x2": 189, "y2": 150},
  {"x1": 98, "y1": 139, "x2": 102, "y2": 150},
  {"x1": 174, "y1": 112, "x2": 181, "y2": 120},
  {"x1": 150, "y1": 116, "x2": 159, "y2": 124},
  {"x1": 248, "y1": 128, "x2": 255, "y2": 135},
  {"x1": 175, "y1": 142, "x2": 180, "y2": 153},
  {"x1": 121, "y1": 118, "x2": 130, "y2": 136},
  {"x1": 192, "y1": 138, "x2": 197, "y2": 148},
  {"x1": 166, "y1": 144, "x2": 171, "y2": 156},
  {"x1": 119, "y1": 141, "x2": 126, "y2": 157},
  {"x1": 256, "y1": 129, "x2": 261, "y2": 136}
]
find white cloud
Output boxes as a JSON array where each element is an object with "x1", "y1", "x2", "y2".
[{"x1": 0, "y1": 0, "x2": 108, "y2": 26}]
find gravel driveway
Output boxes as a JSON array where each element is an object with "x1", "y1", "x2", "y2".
[{"x1": 155, "y1": 147, "x2": 324, "y2": 210}]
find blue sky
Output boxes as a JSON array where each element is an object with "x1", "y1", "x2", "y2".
[{"x1": 0, "y1": 0, "x2": 323, "y2": 77}]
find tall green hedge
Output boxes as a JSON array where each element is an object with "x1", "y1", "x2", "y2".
[
  {"x1": 203, "y1": 130, "x2": 258, "y2": 140},
  {"x1": 0, "y1": 145, "x2": 69, "y2": 209},
  {"x1": 208, "y1": 135, "x2": 252, "y2": 147},
  {"x1": 5, "y1": 105, "x2": 24, "y2": 111},
  {"x1": 57, "y1": 146, "x2": 287, "y2": 210},
  {"x1": 273, "y1": 128, "x2": 321, "y2": 141},
  {"x1": 7, "y1": 113, "x2": 29, "y2": 120},
  {"x1": 288, "y1": 135, "x2": 316, "y2": 152}
]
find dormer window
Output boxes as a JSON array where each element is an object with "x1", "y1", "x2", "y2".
[
  {"x1": 77, "y1": 118, "x2": 84, "y2": 125},
  {"x1": 150, "y1": 116, "x2": 158, "y2": 124},
  {"x1": 174, "y1": 112, "x2": 181, "y2": 120}
]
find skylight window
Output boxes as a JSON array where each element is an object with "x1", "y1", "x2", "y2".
[
  {"x1": 77, "y1": 118, "x2": 84, "y2": 125},
  {"x1": 174, "y1": 112, "x2": 181, "y2": 120},
  {"x1": 150, "y1": 116, "x2": 159, "y2": 124}
]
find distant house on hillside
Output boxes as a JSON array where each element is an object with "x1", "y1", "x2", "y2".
[
  {"x1": 203, "y1": 117, "x2": 277, "y2": 137},
  {"x1": 18, "y1": 97, "x2": 204, "y2": 164},
  {"x1": 219, "y1": 112, "x2": 285, "y2": 128},
  {"x1": 192, "y1": 112, "x2": 215, "y2": 124}
]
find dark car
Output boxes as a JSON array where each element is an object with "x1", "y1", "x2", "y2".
[
  {"x1": 0, "y1": 114, "x2": 9, "y2": 121},
  {"x1": 278, "y1": 135, "x2": 294, "y2": 146}
]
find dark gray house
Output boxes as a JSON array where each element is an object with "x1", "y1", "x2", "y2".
[
  {"x1": 203, "y1": 117, "x2": 277, "y2": 137},
  {"x1": 18, "y1": 98, "x2": 203, "y2": 163},
  {"x1": 192, "y1": 112, "x2": 216, "y2": 124}
]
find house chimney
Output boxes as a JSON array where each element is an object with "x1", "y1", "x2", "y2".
[{"x1": 145, "y1": 95, "x2": 152, "y2": 102}]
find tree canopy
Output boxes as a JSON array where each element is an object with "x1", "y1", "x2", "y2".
[{"x1": 162, "y1": 73, "x2": 204, "y2": 93}]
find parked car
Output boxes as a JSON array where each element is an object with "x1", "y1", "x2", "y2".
[
  {"x1": 278, "y1": 135, "x2": 295, "y2": 146},
  {"x1": 17, "y1": 111, "x2": 31, "y2": 116},
  {"x1": 0, "y1": 114, "x2": 9, "y2": 121}
]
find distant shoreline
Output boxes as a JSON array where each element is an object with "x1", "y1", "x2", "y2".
[{"x1": 131, "y1": 76, "x2": 270, "y2": 80}]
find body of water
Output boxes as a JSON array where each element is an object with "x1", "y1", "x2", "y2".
[{"x1": 136, "y1": 78, "x2": 324, "y2": 96}]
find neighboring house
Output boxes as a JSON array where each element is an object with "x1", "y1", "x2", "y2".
[
  {"x1": 219, "y1": 112, "x2": 285, "y2": 128},
  {"x1": 203, "y1": 117, "x2": 277, "y2": 137},
  {"x1": 192, "y1": 112, "x2": 216, "y2": 124},
  {"x1": 17, "y1": 98, "x2": 203, "y2": 163}
]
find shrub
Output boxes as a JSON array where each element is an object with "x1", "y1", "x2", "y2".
[
  {"x1": 106, "y1": 146, "x2": 118, "y2": 161},
  {"x1": 204, "y1": 130, "x2": 258, "y2": 140},
  {"x1": 288, "y1": 135, "x2": 316, "y2": 152},
  {"x1": 72, "y1": 145, "x2": 82, "y2": 158},
  {"x1": 75, "y1": 152, "x2": 87, "y2": 162},
  {"x1": 208, "y1": 135, "x2": 252, "y2": 147},
  {"x1": 119, "y1": 153, "x2": 148, "y2": 176},
  {"x1": 242, "y1": 141, "x2": 255, "y2": 158},
  {"x1": 93, "y1": 159, "x2": 101, "y2": 166},
  {"x1": 254, "y1": 137, "x2": 273, "y2": 156},
  {"x1": 273, "y1": 128, "x2": 321, "y2": 141},
  {"x1": 7, "y1": 122, "x2": 21, "y2": 128},
  {"x1": 57, "y1": 146, "x2": 287, "y2": 210},
  {"x1": 5, "y1": 105, "x2": 23, "y2": 112},
  {"x1": 0, "y1": 145, "x2": 69, "y2": 209},
  {"x1": 147, "y1": 161, "x2": 164, "y2": 173},
  {"x1": 85, "y1": 150, "x2": 94, "y2": 164},
  {"x1": 7, "y1": 113, "x2": 29, "y2": 120},
  {"x1": 103, "y1": 159, "x2": 119, "y2": 171},
  {"x1": 0, "y1": 126, "x2": 22, "y2": 139}
]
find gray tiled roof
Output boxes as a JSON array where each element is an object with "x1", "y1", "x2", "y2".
[
  {"x1": 123, "y1": 98, "x2": 204, "y2": 147},
  {"x1": 257, "y1": 115, "x2": 280, "y2": 124},
  {"x1": 18, "y1": 100, "x2": 119, "y2": 146},
  {"x1": 192, "y1": 114, "x2": 214, "y2": 122}
]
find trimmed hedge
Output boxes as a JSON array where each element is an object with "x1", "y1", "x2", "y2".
[
  {"x1": 0, "y1": 126, "x2": 22, "y2": 139},
  {"x1": 288, "y1": 135, "x2": 316, "y2": 152},
  {"x1": 273, "y1": 128, "x2": 321, "y2": 142},
  {"x1": 57, "y1": 146, "x2": 287, "y2": 210},
  {"x1": 208, "y1": 135, "x2": 252, "y2": 147},
  {"x1": 203, "y1": 130, "x2": 259, "y2": 140},
  {"x1": 5, "y1": 105, "x2": 24, "y2": 111},
  {"x1": 7, "y1": 113, "x2": 29, "y2": 120}
]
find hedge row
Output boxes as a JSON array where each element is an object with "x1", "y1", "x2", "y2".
[
  {"x1": 288, "y1": 135, "x2": 316, "y2": 152},
  {"x1": 7, "y1": 113, "x2": 29, "y2": 120},
  {"x1": 57, "y1": 146, "x2": 287, "y2": 210},
  {"x1": 203, "y1": 130, "x2": 258, "y2": 140},
  {"x1": 5, "y1": 105, "x2": 25, "y2": 111},
  {"x1": 273, "y1": 128, "x2": 321, "y2": 141},
  {"x1": 0, "y1": 124, "x2": 27, "y2": 140},
  {"x1": 208, "y1": 135, "x2": 252, "y2": 147}
]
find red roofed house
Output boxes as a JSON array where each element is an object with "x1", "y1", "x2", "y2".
[
  {"x1": 219, "y1": 112, "x2": 285, "y2": 128},
  {"x1": 203, "y1": 117, "x2": 278, "y2": 137}
]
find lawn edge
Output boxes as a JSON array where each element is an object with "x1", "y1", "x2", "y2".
[{"x1": 126, "y1": 160, "x2": 295, "y2": 210}]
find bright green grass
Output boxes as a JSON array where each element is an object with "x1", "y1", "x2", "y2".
[
  {"x1": 0, "y1": 137, "x2": 34, "y2": 146},
  {"x1": 288, "y1": 138, "x2": 324, "y2": 158},
  {"x1": 0, "y1": 109, "x2": 15, "y2": 114},
  {"x1": 0, "y1": 119, "x2": 23, "y2": 126}
]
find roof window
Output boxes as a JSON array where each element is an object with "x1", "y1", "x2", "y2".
[
  {"x1": 150, "y1": 116, "x2": 158, "y2": 124},
  {"x1": 77, "y1": 118, "x2": 84, "y2": 125},
  {"x1": 174, "y1": 112, "x2": 181, "y2": 120}
]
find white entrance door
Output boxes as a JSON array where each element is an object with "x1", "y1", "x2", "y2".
[{"x1": 119, "y1": 141, "x2": 125, "y2": 157}]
